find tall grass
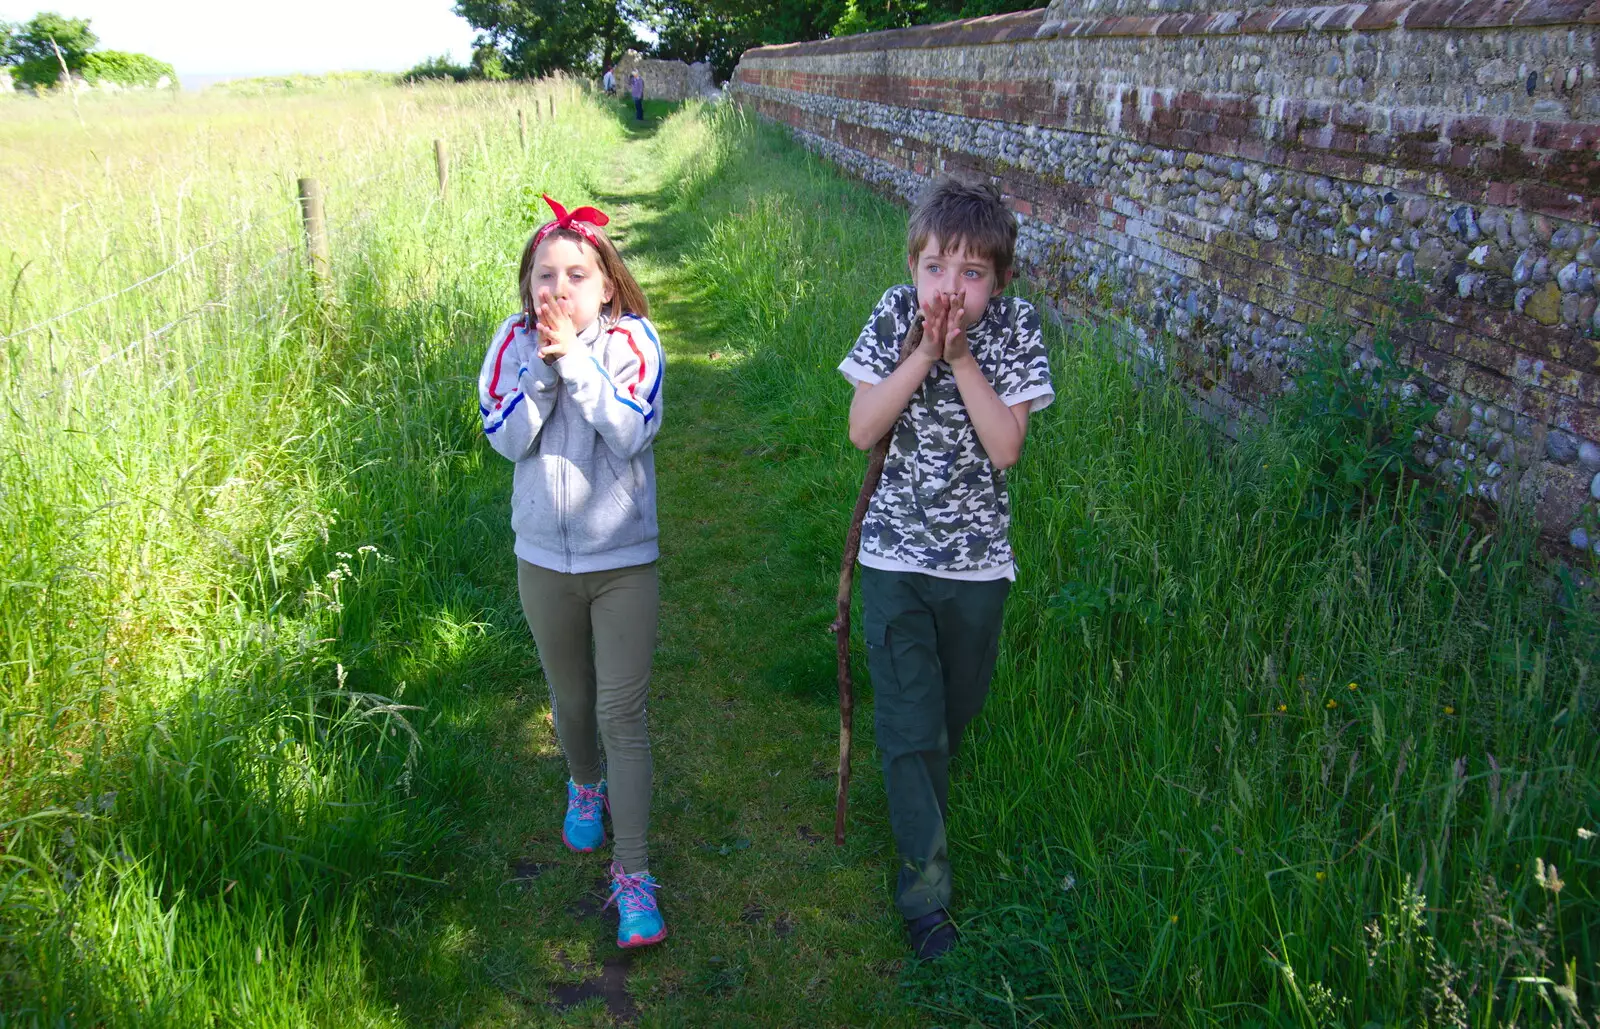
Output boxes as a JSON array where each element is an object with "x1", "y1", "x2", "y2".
[
  {"x1": 666, "y1": 101, "x2": 1599, "y2": 1026},
  {"x1": 1, "y1": 80, "x2": 618, "y2": 1025}
]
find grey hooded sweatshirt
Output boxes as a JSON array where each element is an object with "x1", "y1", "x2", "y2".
[{"x1": 478, "y1": 311, "x2": 664, "y2": 573}]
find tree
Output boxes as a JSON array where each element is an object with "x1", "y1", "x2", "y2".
[
  {"x1": 454, "y1": 0, "x2": 644, "y2": 78},
  {"x1": 830, "y1": 0, "x2": 1039, "y2": 35},
  {"x1": 456, "y1": 0, "x2": 1044, "y2": 84},
  {"x1": 647, "y1": 0, "x2": 847, "y2": 81},
  {"x1": 12, "y1": 12, "x2": 97, "y2": 65},
  {"x1": 0, "y1": 22, "x2": 17, "y2": 65}
]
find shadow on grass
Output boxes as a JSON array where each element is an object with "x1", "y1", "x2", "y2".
[{"x1": 594, "y1": 97, "x2": 682, "y2": 139}]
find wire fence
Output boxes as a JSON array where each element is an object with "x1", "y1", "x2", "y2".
[
  {"x1": 4, "y1": 88, "x2": 588, "y2": 401},
  {"x1": 0, "y1": 145, "x2": 439, "y2": 348},
  {"x1": 37, "y1": 242, "x2": 304, "y2": 400}
]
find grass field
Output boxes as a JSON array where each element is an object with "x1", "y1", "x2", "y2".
[{"x1": 0, "y1": 82, "x2": 1596, "y2": 1027}]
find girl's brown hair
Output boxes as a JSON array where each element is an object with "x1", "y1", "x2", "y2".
[{"x1": 517, "y1": 224, "x2": 649, "y2": 324}]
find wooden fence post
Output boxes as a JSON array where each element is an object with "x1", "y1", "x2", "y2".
[
  {"x1": 297, "y1": 177, "x2": 331, "y2": 298},
  {"x1": 434, "y1": 138, "x2": 448, "y2": 196},
  {"x1": 518, "y1": 108, "x2": 527, "y2": 153},
  {"x1": 548, "y1": 94, "x2": 554, "y2": 120}
]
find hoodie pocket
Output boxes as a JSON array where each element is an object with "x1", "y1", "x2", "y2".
[
  {"x1": 600, "y1": 449, "x2": 639, "y2": 521},
  {"x1": 574, "y1": 447, "x2": 639, "y2": 553}
]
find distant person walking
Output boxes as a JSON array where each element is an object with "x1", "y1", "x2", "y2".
[
  {"x1": 602, "y1": 65, "x2": 616, "y2": 95},
  {"x1": 629, "y1": 70, "x2": 644, "y2": 122}
]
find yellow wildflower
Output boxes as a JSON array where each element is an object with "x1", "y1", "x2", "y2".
[
  {"x1": 1316, "y1": 870, "x2": 1326, "y2": 882},
  {"x1": 1169, "y1": 914, "x2": 1179, "y2": 924},
  {"x1": 1325, "y1": 699, "x2": 1337, "y2": 710},
  {"x1": 1347, "y1": 681, "x2": 1358, "y2": 691},
  {"x1": 1444, "y1": 705, "x2": 1455, "y2": 715},
  {"x1": 1277, "y1": 703, "x2": 1288, "y2": 713}
]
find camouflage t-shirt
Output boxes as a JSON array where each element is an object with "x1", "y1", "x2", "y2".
[{"x1": 838, "y1": 285, "x2": 1054, "y2": 580}]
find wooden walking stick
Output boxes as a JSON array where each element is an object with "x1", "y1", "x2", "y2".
[{"x1": 830, "y1": 313, "x2": 924, "y2": 845}]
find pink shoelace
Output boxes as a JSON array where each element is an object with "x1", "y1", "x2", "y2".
[
  {"x1": 605, "y1": 869, "x2": 659, "y2": 916},
  {"x1": 570, "y1": 782, "x2": 605, "y2": 820}
]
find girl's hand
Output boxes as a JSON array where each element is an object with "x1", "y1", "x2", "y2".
[
  {"x1": 535, "y1": 287, "x2": 576, "y2": 364},
  {"x1": 916, "y1": 292, "x2": 948, "y2": 364}
]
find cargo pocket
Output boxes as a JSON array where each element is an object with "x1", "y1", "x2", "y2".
[{"x1": 862, "y1": 611, "x2": 896, "y2": 720}]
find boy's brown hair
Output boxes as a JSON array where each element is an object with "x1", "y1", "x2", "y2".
[
  {"x1": 517, "y1": 225, "x2": 650, "y2": 324},
  {"x1": 906, "y1": 175, "x2": 1017, "y2": 279}
]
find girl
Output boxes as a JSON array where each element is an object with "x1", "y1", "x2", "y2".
[{"x1": 478, "y1": 195, "x2": 667, "y2": 948}]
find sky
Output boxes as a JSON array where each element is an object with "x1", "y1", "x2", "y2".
[{"x1": 0, "y1": 0, "x2": 481, "y2": 78}]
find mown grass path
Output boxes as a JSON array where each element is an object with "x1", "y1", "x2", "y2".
[
  {"x1": 593, "y1": 120, "x2": 920, "y2": 1025},
  {"x1": 396, "y1": 108, "x2": 924, "y2": 1027}
]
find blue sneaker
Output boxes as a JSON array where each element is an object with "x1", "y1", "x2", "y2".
[
  {"x1": 562, "y1": 779, "x2": 607, "y2": 853},
  {"x1": 605, "y1": 861, "x2": 667, "y2": 948}
]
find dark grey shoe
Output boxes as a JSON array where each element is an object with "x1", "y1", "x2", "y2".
[{"x1": 906, "y1": 909, "x2": 957, "y2": 960}]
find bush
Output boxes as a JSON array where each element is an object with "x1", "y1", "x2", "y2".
[
  {"x1": 80, "y1": 50, "x2": 175, "y2": 88},
  {"x1": 471, "y1": 45, "x2": 508, "y2": 81},
  {"x1": 11, "y1": 57, "x2": 60, "y2": 90},
  {"x1": 7, "y1": 49, "x2": 175, "y2": 91},
  {"x1": 401, "y1": 54, "x2": 470, "y2": 83}
]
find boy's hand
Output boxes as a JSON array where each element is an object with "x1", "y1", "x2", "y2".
[
  {"x1": 916, "y1": 293, "x2": 948, "y2": 364},
  {"x1": 940, "y1": 294, "x2": 972, "y2": 365},
  {"x1": 920, "y1": 292, "x2": 971, "y2": 365},
  {"x1": 535, "y1": 287, "x2": 576, "y2": 364}
]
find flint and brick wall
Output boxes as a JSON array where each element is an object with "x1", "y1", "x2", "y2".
[
  {"x1": 613, "y1": 51, "x2": 714, "y2": 101},
  {"x1": 731, "y1": 0, "x2": 1600, "y2": 550}
]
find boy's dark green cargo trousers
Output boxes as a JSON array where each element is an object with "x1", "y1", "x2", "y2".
[{"x1": 860, "y1": 565, "x2": 1011, "y2": 920}]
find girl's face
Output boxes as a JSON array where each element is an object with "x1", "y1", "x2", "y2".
[{"x1": 531, "y1": 236, "x2": 612, "y2": 331}]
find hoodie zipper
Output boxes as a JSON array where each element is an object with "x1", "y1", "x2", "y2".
[
  {"x1": 559, "y1": 454, "x2": 570, "y2": 572},
  {"x1": 556, "y1": 320, "x2": 607, "y2": 574}
]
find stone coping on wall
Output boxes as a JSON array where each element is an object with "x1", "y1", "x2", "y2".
[
  {"x1": 741, "y1": 11, "x2": 1048, "y2": 59},
  {"x1": 739, "y1": 0, "x2": 1598, "y2": 60}
]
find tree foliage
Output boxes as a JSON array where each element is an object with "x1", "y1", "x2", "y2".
[
  {"x1": 829, "y1": 0, "x2": 1037, "y2": 36},
  {"x1": 451, "y1": 0, "x2": 1043, "y2": 83},
  {"x1": 9, "y1": 11, "x2": 97, "y2": 65},
  {"x1": 472, "y1": 44, "x2": 511, "y2": 80},
  {"x1": 1, "y1": 12, "x2": 174, "y2": 90},
  {"x1": 647, "y1": 0, "x2": 847, "y2": 81},
  {"x1": 454, "y1": 0, "x2": 646, "y2": 77},
  {"x1": 80, "y1": 50, "x2": 175, "y2": 88},
  {"x1": 402, "y1": 54, "x2": 472, "y2": 82}
]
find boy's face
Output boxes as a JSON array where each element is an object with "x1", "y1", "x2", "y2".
[{"x1": 909, "y1": 235, "x2": 1007, "y2": 331}]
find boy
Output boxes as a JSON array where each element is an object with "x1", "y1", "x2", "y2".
[{"x1": 837, "y1": 176, "x2": 1053, "y2": 960}]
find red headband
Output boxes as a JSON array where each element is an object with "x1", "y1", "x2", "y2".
[{"x1": 532, "y1": 194, "x2": 610, "y2": 251}]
